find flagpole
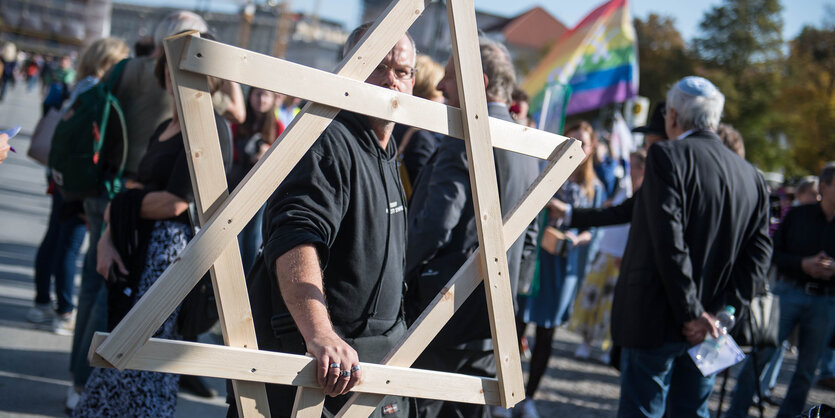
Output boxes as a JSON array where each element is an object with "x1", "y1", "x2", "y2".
[{"x1": 537, "y1": 87, "x2": 552, "y2": 131}]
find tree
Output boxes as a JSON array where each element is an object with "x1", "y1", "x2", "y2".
[
  {"x1": 694, "y1": 0, "x2": 783, "y2": 68},
  {"x1": 776, "y1": 26, "x2": 835, "y2": 174},
  {"x1": 693, "y1": 0, "x2": 785, "y2": 171},
  {"x1": 633, "y1": 14, "x2": 695, "y2": 104}
]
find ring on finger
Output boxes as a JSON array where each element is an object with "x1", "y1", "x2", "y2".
[
  {"x1": 351, "y1": 365, "x2": 360, "y2": 373},
  {"x1": 340, "y1": 370, "x2": 351, "y2": 378},
  {"x1": 330, "y1": 363, "x2": 341, "y2": 369}
]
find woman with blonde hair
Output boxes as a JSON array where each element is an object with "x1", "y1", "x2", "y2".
[
  {"x1": 76, "y1": 38, "x2": 131, "y2": 81},
  {"x1": 29, "y1": 36, "x2": 130, "y2": 336},
  {"x1": 36, "y1": 37, "x2": 133, "y2": 412}
]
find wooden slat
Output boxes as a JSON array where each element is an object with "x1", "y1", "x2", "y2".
[
  {"x1": 95, "y1": 0, "x2": 428, "y2": 371},
  {"x1": 88, "y1": 333, "x2": 501, "y2": 405},
  {"x1": 291, "y1": 387, "x2": 326, "y2": 418},
  {"x1": 336, "y1": 138, "x2": 584, "y2": 417},
  {"x1": 178, "y1": 36, "x2": 567, "y2": 161},
  {"x1": 164, "y1": 32, "x2": 270, "y2": 418},
  {"x1": 91, "y1": 2, "x2": 589, "y2": 415},
  {"x1": 446, "y1": 0, "x2": 523, "y2": 408}
]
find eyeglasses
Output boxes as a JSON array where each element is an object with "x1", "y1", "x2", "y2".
[{"x1": 371, "y1": 63, "x2": 416, "y2": 81}]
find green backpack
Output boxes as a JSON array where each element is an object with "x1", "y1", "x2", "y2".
[{"x1": 49, "y1": 59, "x2": 129, "y2": 200}]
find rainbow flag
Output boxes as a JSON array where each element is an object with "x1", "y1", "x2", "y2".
[{"x1": 523, "y1": 0, "x2": 638, "y2": 117}]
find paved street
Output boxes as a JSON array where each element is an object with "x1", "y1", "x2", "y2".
[{"x1": 0, "y1": 81, "x2": 831, "y2": 417}]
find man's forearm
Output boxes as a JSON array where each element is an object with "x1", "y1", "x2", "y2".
[
  {"x1": 275, "y1": 244, "x2": 334, "y2": 342},
  {"x1": 274, "y1": 243, "x2": 363, "y2": 395}
]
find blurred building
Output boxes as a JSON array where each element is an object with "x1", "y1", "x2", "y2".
[
  {"x1": 110, "y1": 2, "x2": 348, "y2": 71},
  {"x1": 0, "y1": 0, "x2": 112, "y2": 56}
]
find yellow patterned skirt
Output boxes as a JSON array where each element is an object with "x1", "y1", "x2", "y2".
[{"x1": 569, "y1": 253, "x2": 620, "y2": 352}]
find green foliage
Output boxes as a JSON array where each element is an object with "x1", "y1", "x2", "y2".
[
  {"x1": 693, "y1": 0, "x2": 786, "y2": 171},
  {"x1": 775, "y1": 26, "x2": 835, "y2": 174},
  {"x1": 633, "y1": 14, "x2": 695, "y2": 104},
  {"x1": 694, "y1": 0, "x2": 783, "y2": 68}
]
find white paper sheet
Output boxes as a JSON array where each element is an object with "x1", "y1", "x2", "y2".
[{"x1": 688, "y1": 334, "x2": 747, "y2": 376}]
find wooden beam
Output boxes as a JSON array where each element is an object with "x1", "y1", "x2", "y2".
[
  {"x1": 178, "y1": 36, "x2": 566, "y2": 161},
  {"x1": 95, "y1": 0, "x2": 428, "y2": 370},
  {"x1": 88, "y1": 333, "x2": 501, "y2": 405},
  {"x1": 291, "y1": 387, "x2": 325, "y2": 418},
  {"x1": 89, "y1": 2, "x2": 589, "y2": 415},
  {"x1": 164, "y1": 32, "x2": 270, "y2": 417},
  {"x1": 446, "y1": 0, "x2": 523, "y2": 408},
  {"x1": 335, "y1": 138, "x2": 584, "y2": 417}
]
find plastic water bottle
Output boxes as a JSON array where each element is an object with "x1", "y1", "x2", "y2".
[{"x1": 694, "y1": 305, "x2": 736, "y2": 365}]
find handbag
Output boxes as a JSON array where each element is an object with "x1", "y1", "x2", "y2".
[
  {"x1": 177, "y1": 273, "x2": 219, "y2": 337},
  {"x1": 730, "y1": 286, "x2": 779, "y2": 349},
  {"x1": 176, "y1": 203, "x2": 220, "y2": 337},
  {"x1": 540, "y1": 226, "x2": 569, "y2": 256},
  {"x1": 28, "y1": 108, "x2": 61, "y2": 165}
]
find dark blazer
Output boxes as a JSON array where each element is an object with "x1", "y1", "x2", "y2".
[
  {"x1": 406, "y1": 104, "x2": 539, "y2": 349},
  {"x1": 611, "y1": 130, "x2": 772, "y2": 349}
]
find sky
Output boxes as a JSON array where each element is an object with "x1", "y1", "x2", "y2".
[{"x1": 123, "y1": 0, "x2": 832, "y2": 42}]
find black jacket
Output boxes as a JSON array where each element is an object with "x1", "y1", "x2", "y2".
[
  {"x1": 262, "y1": 111, "x2": 407, "y2": 339},
  {"x1": 571, "y1": 194, "x2": 635, "y2": 229},
  {"x1": 611, "y1": 131, "x2": 772, "y2": 348},
  {"x1": 406, "y1": 104, "x2": 540, "y2": 348},
  {"x1": 773, "y1": 203, "x2": 835, "y2": 286}
]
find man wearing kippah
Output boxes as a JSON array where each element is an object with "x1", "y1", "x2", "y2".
[{"x1": 612, "y1": 76, "x2": 772, "y2": 417}]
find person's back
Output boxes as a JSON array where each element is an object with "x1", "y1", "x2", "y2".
[
  {"x1": 614, "y1": 133, "x2": 769, "y2": 348},
  {"x1": 114, "y1": 55, "x2": 172, "y2": 177}
]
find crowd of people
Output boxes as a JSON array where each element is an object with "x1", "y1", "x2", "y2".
[{"x1": 1, "y1": 8, "x2": 833, "y2": 418}]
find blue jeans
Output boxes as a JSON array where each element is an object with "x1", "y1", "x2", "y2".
[
  {"x1": 618, "y1": 342, "x2": 716, "y2": 418},
  {"x1": 727, "y1": 280, "x2": 835, "y2": 418},
  {"x1": 33, "y1": 191, "x2": 87, "y2": 314},
  {"x1": 819, "y1": 347, "x2": 835, "y2": 380},
  {"x1": 760, "y1": 342, "x2": 787, "y2": 397},
  {"x1": 69, "y1": 195, "x2": 109, "y2": 387}
]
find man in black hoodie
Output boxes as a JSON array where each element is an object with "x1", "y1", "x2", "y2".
[
  {"x1": 405, "y1": 38, "x2": 540, "y2": 418},
  {"x1": 238, "y1": 24, "x2": 416, "y2": 417}
]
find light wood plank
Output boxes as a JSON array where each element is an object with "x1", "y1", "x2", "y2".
[
  {"x1": 92, "y1": 2, "x2": 588, "y2": 415},
  {"x1": 95, "y1": 0, "x2": 428, "y2": 370},
  {"x1": 89, "y1": 333, "x2": 501, "y2": 405},
  {"x1": 291, "y1": 387, "x2": 326, "y2": 418},
  {"x1": 446, "y1": 0, "x2": 523, "y2": 408},
  {"x1": 336, "y1": 137, "x2": 584, "y2": 417},
  {"x1": 177, "y1": 36, "x2": 568, "y2": 161},
  {"x1": 164, "y1": 33, "x2": 269, "y2": 417}
]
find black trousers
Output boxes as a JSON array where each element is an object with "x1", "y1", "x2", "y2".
[{"x1": 412, "y1": 344, "x2": 496, "y2": 418}]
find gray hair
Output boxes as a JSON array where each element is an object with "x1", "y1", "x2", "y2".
[
  {"x1": 666, "y1": 76, "x2": 724, "y2": 131},
  {"x1": 342, "y1": 22, "x2": 416, "y2": 64},
  {"x1": 154, "y1": 11, "x2": 209, "y2": 47},
  {"x1": 479, "y1": 37, "x2": 516, "y2": 104},
  {"x1": 821, "y1": 162, "x2": 835, "y2": 186},
  {"x1": 796, "y1": 176, "x2": 819, "y2": 195}
]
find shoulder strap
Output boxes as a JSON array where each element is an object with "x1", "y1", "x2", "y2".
[
  {"x1": 105, "y1": 58, "x2": 129, "y2": 92},
  {"x1": 102, "y1": 95, "x2": 130, "y2": 199}
]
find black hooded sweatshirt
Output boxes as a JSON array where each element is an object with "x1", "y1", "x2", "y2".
[{"x1": 262, "y1": 111, "x2": 407, "y2": 339}]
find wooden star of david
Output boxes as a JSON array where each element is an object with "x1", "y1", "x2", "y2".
[{"x1": 88, "y1": 0, "x2": 584, "y2": 416}]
